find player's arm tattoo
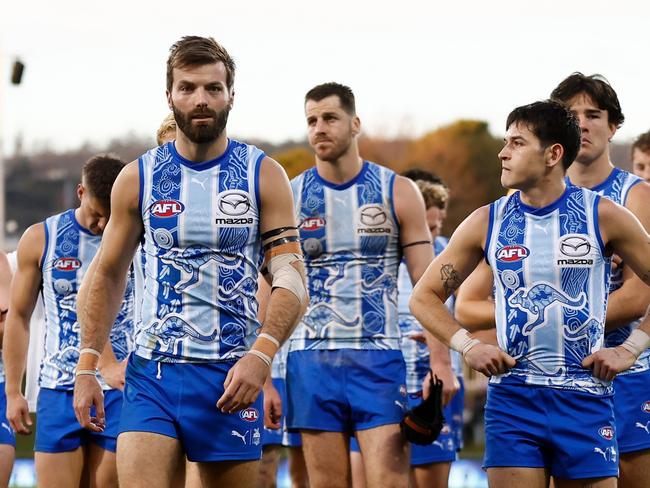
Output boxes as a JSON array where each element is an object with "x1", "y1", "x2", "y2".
[{"x1": 440, "y1": 263, "x2": 462, "y2": 296}]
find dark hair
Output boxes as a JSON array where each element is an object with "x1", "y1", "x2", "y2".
[
  {"x1": 82, "y1": 154, "x2": 126, "y2": 206},
  {"x1": 167, "y1": 36, "x2": 235, "y2": 92},
  {"x1": 305, "y1": 82, "x2": 356, "y2": 115},
  {"x1": 401, "y1": 168, "x2": 446, "y2": 188},
  {"x1": 632, "y1": 130, "x2": 650, "y2": 157},
  {"x1": 551, "y1": 72, "x2": 624, "y2": 128},
  {"x1": 506, "y1": 100, "x2": 581, "y2": 171}
]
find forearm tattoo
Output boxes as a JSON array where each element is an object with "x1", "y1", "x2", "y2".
[{"x1": 440, "y1": 263, "x2": 462, "y2": 296}]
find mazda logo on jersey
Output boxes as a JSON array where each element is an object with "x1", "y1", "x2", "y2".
[
  {"x1": 360, "y1": 205, "x2": 387, "y2": 226},
  {"x1": 150, "y1": 200, "x2": 185, "y2": 218},
  {"x1": 218, "y1": 191, "x2": 251, "y2": 216},
  {"x1": 598, "y1": 426, "x2": 614, "y2": 440},
  {"x1": 496, "y1": 245, "x2": 529, "y2": 262},
  {"x1": 240, "y1": 408, "x2": 259, "y2": 422},
  {"x1": 54, "y1": 257, "x2": 82, "y2": 272},
  {"x1": 300, "y1": 217, "x2": 326, "y2": 232},
  {"x1": 560, "y1": 235, "x2": 591, "y2": 257}
]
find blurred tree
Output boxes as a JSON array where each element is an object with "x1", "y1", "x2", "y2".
[
  {"x1": 402, "y1": 120, "x2": 504, "y2": 234},
  {"x1": 271, "y1": 145, "x2": 313, "y2": 179}
]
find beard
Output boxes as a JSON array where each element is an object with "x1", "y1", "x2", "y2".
[{"x1": 172, "y1": 103, "x2": 230, "y2": 144}]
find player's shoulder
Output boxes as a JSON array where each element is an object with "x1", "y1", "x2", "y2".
[
  {"x1": 625, "y1": 178, "x2": 650, "y2": 207},
  {"x1": 17, "y1": 221, "x2": 47, "y2": 267}
]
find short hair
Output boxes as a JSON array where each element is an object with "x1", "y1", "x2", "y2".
[
  {"x1": 401, "y1": 168, "x2": 447, "y2": 188},
  {"x1": 305, "y1": 82, "x2": 356, "y2": 115},
  {"x1": 506, "y1": 100, "x2": 581, "y2": 171},
  {"x1": 167, "y1": 36, "x2": 235, "y2": 92},
  {"x1": 551, "y1": 72, "x2": 624, "y2": 128},
  {"x1": 82, "y1": 154, "x2": 126, "y2": 207},
  {"x1": 416, "y1": 181, "x2": 448, "y2": 210},
  {"x1": 632, "y1": 130, "x2": 650, "y2": 157},
  {"x1": 157, "y1": 113, "x2": 177, "y2": 145}
]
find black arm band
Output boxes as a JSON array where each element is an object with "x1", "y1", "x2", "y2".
[
  {"x1": 261, "y1": 226, "x2": 297, "y2": 241},
  {"x1": 263, "y1": 235, "x2": 300, "y2": 252},
  {"x1": 401, "y1": 240, "x2": 432, "y2": 250}
]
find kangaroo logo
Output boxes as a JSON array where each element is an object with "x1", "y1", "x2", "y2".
[
  {"x1": 218, "y1": 191, "x2": 251, "y2": 216},
  {"x1": 161, "y1": 244, "x2": 240, "y2": 291},
  {"x1": 148, "y1": 315, "x2": 219, "y2": 349},
  {"x1": 635, "y1": 422, "x2": 650, "y2": 434},
  {"x1": 231, "y1": 430, "x2": 248, "y2": 444},
  {"x1": 302, "y1": 303, "x2": 360, "y2": 337},
  {"x1": 509, "y1": 283, "x2": 586, "y2": 335}
]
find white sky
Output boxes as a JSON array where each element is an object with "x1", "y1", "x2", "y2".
[{"x1": 1, "y1": 0, "x2": 649, "y2": 155}]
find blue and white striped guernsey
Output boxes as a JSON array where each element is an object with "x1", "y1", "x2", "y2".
[
  {"x1": 398, "y1": 237, "x2": 462, "y2": 393},
  {"x1": 290, "y1": 161, "x2": 401, "y2": 351},
  {"x1": 569, "y1": 167, "x2": 648, "y2": 375},
  {"x1": 40, "y1": 209, "x2": 134, "y2": 390},
  {"x1": 485, "y1": 186, "x2": 612, "y2": 395},
  {"x1": 136, "y1": 140, "x2": 264, "y2": 362}
]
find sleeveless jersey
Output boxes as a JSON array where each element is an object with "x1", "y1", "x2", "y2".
[
  {"x1": 570, "y1": 167, "x2": 648, "y2": 374},
  {"x1": 40, "y1": 209, "x2": 134, "y2": 390},
  {"x1": 136, "y1": 140, "x2": 264, "y2": 362},
  {"x1": 398, "y1": 237, "x2": 462, "y2": 393},
  {"x1": 485, "y1": 186, "x2": 612, "y2": 395},
  {"x1": 290, "y1": 161, "x2": 401, "y2": 351}
]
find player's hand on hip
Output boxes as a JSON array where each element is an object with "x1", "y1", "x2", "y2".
[
  {"x1": 582, "y1": 346, "x2": 636, "y2": 381},
  {"x1": 464, "y1": 343, "x2": 516, "y2": 377},
  {"x1": 98, "y1": 358, "x2": 127, "y2": 391},
  {"x1": 73, "y1": 375, "x2": 106, "y2": 432},
  {"x1": 263, "y1": 380, "x2": 282, "y2": 429},
  {"x1": 6, "y1": 393, "x2": 32, "y2": 435},
  {"x1": 217, "y1": 353, "x2": 269, "y2": 414},
  {"x1": 424, "y1": 363, "x2": 460, "y2": 406}
]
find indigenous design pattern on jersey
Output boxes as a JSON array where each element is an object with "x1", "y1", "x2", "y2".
[
  {"x1": 398, "y1": 237, "x2": 462, "y2": 393},
  {"x1": 137, "y1": 141, "x2": 264, "y2": 362},
  {"x1": 485, "y1": 187, "x2": 611, "y2": 395},
  {"x1": 290, "y1": 162, "x2": 400, "y2": 351},
  {"x1": 572, "y1": 168, "x2": 648, "y2": 374},
  {"x1": 40, "y1": 209, "x2": 134, "y2": 389}
]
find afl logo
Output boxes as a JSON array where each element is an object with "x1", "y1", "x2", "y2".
[
  {"x1": 560, "y1": 235, "x2": 591, "y2": 257},
  {"x1": 54, "y1": 258, "x2": 81, "y2": 272},
  {"x1": 599, "y1": 426, "x2": 614, "y2": 440},
  {"x1": 218, "y1": 191, "x2": 251, "y2": 216},
  {"x1": 496, "y1": 245, "x2": 529, "y2": 262},
  {"x1": 642, "y1": 401, "x2": 650, "y2": 414},
  {"x1": 300, "y1": 217, "x2": 326, "y2": 231},
  {"x1": 150, "y1": 200, "x2": 184, "y2": 218},
  {"x1": 240, "y1": 408, "x2": 259, "y2": 422},
  {"x1": 359, "y1": 205, "x2": 387, "y2": 226}
]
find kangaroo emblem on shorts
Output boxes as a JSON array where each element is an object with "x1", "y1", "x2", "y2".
[
  {"x1": 149, "y1": 315, "x2": 219, "y2": 348},
  {"x1": 509, "y1": 284, "x2": 586, "y2": 335},
  {"x1": 161, "y1": 244, "x2": 241, "y2": 292},
  {"x1": 635, "y1": 421, "x2": 650, "y2": 434},
  {"x1": 302, "y1": 303, "x2": 360, "y2": 336}
]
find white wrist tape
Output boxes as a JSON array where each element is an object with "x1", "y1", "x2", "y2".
[
  {"x1": 258, "y1": 333, "x2": 280, "y2": 348},
  {"x1": 449, "y1": 329, "x2": 481, "y2": 357},
  {"x1": 267, "y1": 253, "x2": 307, "y2": 303},
  {"x1": 75, "y1": 369, "x2": 98, "y2": 377},
  {"x1": 247, "y1": 349, "x2": 272, "y2": 368},
  {"x1": 80, "y1": 348, "x2": 102, "y2": 357},
  {"x1": 620, "y1": 329, "x2": 650, "y2": 359}
]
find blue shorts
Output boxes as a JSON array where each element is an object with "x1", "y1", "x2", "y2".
[
  {"x1": 286, "y1": 349, "x2": 406, "y2": 432},
  {"x1": 120, "y1": 354, "x2": 263, "y2": 462},
  {"x1": 35, "y1": 388, "x2": 122, "y2": 453},
  {"x1": 0, "y1": 384, "x2": 16, "y2": 447},
  {"x1": 410, "y1": 377, "x2": 464, "y2": 466},
  {"x1": 613, "y1": 369, "x2": 650, "y2": 454},
  {"x1": 262, "y1": 378, "x2": 301, "y2": 448},
  {"x1": 484, "y1": 383, "x2": 618, "y2": 480}
]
